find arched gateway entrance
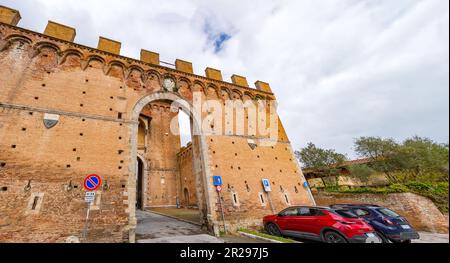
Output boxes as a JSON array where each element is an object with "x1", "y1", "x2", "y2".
[{"x1": 128, "y1": 91, "x2": 214, "y2": 242}]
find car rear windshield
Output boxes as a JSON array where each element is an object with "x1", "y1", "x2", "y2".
[
  {"x1": 377, "y1": 208, "x2": 400, "y2": 217},
  {"x1": 333, "y1": 209, "x2": 359, "y2": 218}
]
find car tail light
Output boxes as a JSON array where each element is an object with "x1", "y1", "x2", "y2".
[{"x1": 383, "y1": 218, "x2": 394, "y2": 225}]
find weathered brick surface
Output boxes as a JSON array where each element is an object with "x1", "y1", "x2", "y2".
[
  {"x1": 314, "y1": 192, "x2": 449, "y2": 233},
  {"x1": 0, "y1": 19, "x2": 314, "y2": 242}
]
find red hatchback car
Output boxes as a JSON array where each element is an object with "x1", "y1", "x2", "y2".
[{"x1": 263, "y1": 206, "x2": 381, "y2": 243}]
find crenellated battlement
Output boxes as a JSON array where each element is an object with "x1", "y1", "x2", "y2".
[{"x1": 0, "y1": 5, "x2": 274, "y2": 95}]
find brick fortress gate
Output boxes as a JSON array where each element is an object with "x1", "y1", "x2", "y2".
[{"x1": 0, "y1": 5, "x2": 315, "y2": 242}]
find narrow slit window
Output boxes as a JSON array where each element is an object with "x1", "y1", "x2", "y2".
[
  {"x1": 284, "y1": 194, "x2": 290, "y2": 205},
  {"x1": 31, "y1": 196, "x2": 40, "y2": 210},
  {"x1": 259, "y1": 193, "x2": 265, "y2": 205}
]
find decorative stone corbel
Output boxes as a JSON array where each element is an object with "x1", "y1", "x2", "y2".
[
  {"x1": 0, "y1": 40, "x2": 8, "y2": 52},
  {"x1": 28, "y1": 46, "x2": 40, "y2": 59},
  {"x1": 80, "y1": 59, "x2": 89, "y2": 71}
]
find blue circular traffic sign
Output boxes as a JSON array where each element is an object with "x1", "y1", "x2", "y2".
[{"x1": 84, "y1": 174, "x2": 101, "y2": 191}]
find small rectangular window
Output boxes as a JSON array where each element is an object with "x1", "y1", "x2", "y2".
[
  {"x1": 231, "y1": 192, "x2": 240, "y2": 207},
  {"x1": 284, "y1": 194, "x2": 290, "y2": 205},
  {"x1": 26, "y1": 193, "x2": 44, "y2": 215},
  {"x1": 258, "y1": 193, "x2": 266, "y2": 206},
  {"x1": 31, "y1": 196, "x2": 40, "y2": 210}
]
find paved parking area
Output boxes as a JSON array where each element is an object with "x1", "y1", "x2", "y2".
[
  {"x1": 413, "y1": 232, "x2": 449, "y2": 243},
  {"x1": 136, "y1": 210, "x2": 448, "y2": 243},
  {"x1": 136, "y1": 210, "x2": 208, "y2": 240},
  {"x1": 136, "y1": 210, "x2": 269, "y2": 243}
]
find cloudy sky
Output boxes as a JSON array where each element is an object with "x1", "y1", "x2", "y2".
[{"x1": 2, "y1": 0, "x2": 448, "y2": 158}]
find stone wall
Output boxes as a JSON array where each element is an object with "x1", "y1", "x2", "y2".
[
  {"x1": 140, "y1": 102, "x2": 180, "y2": 208},
  {"x1": 178, "y1": 143, "x2": 198, "y2": 207},
  {"x1": 314, "y1": 192, "x2": 449, "y2": 233},
  {"x1": 0, "y1": 5, "x2": 314, "y2": 242}
]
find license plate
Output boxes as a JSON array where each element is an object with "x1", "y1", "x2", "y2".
[
  {"x1": 401, "y1": 225, "x2": 411, "y2": 229},
  {"x1": 366, "y1": 233, "x2": 375, "y2": 237}
]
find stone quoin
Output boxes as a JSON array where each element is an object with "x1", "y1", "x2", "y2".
[{"x1": 0, "y1": 5, "x2": 315, "y2": 243}]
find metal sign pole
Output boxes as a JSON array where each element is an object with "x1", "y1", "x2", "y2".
[
  {"x1": 266, "y1": 192, "x2": 276, "y2": 214},
  {"x1": 217, "y1": 191, "x2": 227, "y2": 233},
  {"x1": 82, "y1": 201, "x2": 91, "y2": 241}
]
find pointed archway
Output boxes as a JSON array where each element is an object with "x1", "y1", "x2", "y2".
[{"x1": 127, "y1": 91, "x2": 216, "y2": 242}]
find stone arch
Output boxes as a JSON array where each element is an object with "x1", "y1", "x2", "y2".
[
  {"x1": 33, "y1": 41, "x2": 61, "y2": 53},
  {"x1": 146, "y1": 69, "x2": 161, "y2": 80},
  {"x1": 177, "y1": 76, "x2": 192, "y2": 86},
  {"x1": 205, "y1": 84, "x2": 219, "y2": 99},
  {"x1": 105, "y1": 60, "x2": 126, "y2": 78},
  {"x1": 144, "y1": 69, "x2": 161, "y2": 92},
  {"x1": 58, "y1": 49, "x2": 83, "y2": 65},
  {"x1": 193, "y1": 80, "x2": 206, "y2": 95},
  {"x1": 220, "y1": 87, "x2": 231, "y2": 101},
  {"x1": 127, "y1": 65, "x2": 145, "y2": 81},
  {"x1": 177, "y1": 77, "x2": 192, "y2": 101},
  {"x1": 128, "y1": 91, "x2": 215, "y2": 242},
  {"x1": 4, "y1": 34, "x2": 33, "y2": 45},
  {"x1": 231, "y1": 89, "x2": 243, "y2": 100},
  {"x1": 0, "y1": 34, "x2": 32, "y2": 52},
  {"x1": 83, "y1": 54, "x2": 106, "y2": 70},
  {"x1": 243, "y1": 91, "x2": 255, "y2": 101}
]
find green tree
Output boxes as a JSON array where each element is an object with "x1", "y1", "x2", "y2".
[
  {"x1": 397, "y1": 136, "x2": 449, "y2": 181},
  {"x1": 295, "y1": 143, "x2": 347, "y2": 170},
  {"x1": 295, "y1": 143, "x2": 347, "y2": 187},
  {"x1": 354, "y1": 136, "x2": 449, "y2": 183},
  {"x1": 348, "y1": 164, "x2": 376, "y2": 184},
  {"x1": 354, "y1": 137, "x2": 401, "y2": 182}
]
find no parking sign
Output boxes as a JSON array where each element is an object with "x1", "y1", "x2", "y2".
[{"x1": 84, "y1": 174, "x2": 101, "y2": 191}]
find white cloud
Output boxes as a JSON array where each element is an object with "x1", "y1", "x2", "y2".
[{"x1": 1, "y1": 0, "x2": 448, "y2": 157}]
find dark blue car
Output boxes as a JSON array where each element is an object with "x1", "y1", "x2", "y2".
[{"x1": 330, "y1": 204, "x2": 420, "y2": 243}]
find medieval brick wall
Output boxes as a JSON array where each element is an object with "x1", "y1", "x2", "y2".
[
  {"x1": 0, "y1": 5, "x2": 314, "y2": 242},
  {"x1": 140, "y1": 101, "x2": 180, "y2": 208},
  {"x1": 178, "y1": 143, "x2": 198, "y2": 207}
]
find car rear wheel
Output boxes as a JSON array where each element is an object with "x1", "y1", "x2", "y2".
[
  {"x1": 265, "y1": 223, "x2": 282, "y2": 237},
  {"x1": 376, "y1": 231, "x2": 390, "y2": 243},
  {"x1": 324, "y1": 231, "x2": 348, "y2": 243}
]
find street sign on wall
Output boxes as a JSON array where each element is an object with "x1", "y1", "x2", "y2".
[
  {"x1": 262, "y1": 179, "x2": 272, "y2": 192},
  {"x1": 213, "y1": 176, "x2": 222, "y2": 186},
  {"x1": 84, "y1": 192, "x2": 96, "y2": 203},
  {"x1": 84, "y1": 174, "x2": 101, "y2": 191}
]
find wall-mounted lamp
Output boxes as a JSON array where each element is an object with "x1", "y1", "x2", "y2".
[
  {"x1": 65, "y1": 180, "x2": 73, "y2": 191},
  {"x1": 24, "y1": 180, "x2": 32, "y2": 192},
  {"x1": 103, "y1": 180, "x2": 109, "y2": 191}
]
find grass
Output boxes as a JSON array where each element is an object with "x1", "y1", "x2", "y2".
[
  {"x1": 238, "y1": 228, "x2": 297, "y2": 243},
  {"x1": 324, "y1": 181, "x2": 449, "y2": 213}
]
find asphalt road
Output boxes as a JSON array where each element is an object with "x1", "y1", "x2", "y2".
[{"x1": 135, "y1": 210, "x2": 265, "y2": 243}]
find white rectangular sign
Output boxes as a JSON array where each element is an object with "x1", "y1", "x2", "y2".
[
  {"x1": 262, "y1": 179, "x2": 272, "y2": 192},
  {"x1": 84, "y1": 191, "x2": 96, "y2": 203}
]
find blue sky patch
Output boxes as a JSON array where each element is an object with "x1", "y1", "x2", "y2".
[{"x1": 213, "y1": 33, "x2": 231, "y2": 53}]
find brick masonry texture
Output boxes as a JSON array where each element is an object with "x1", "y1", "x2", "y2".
[
  {"x1": 314, "y1": 192, "x2": 449, "y2": 234},
  {"x1": 0, "y1": 16, "x2": 314, "y2": 242}
]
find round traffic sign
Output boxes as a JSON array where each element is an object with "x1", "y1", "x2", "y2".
[
  {"x1": 84, "y1": 174, "x2": 101, "y2": 191},
  {"x1": 216, "y1": 185, "x2": 222, "y2": 192}
]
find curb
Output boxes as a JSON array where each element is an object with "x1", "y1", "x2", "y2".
[
  {"x1": 145, "y1": 210, "x2": 202, "y2": 227},
  {"x1": 238, "y1": 231, "x2": 284, "y2": 243}
]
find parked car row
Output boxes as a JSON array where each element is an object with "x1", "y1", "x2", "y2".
[{"x1": 263, "y1": 204, "x2": 420, "y2": 243}]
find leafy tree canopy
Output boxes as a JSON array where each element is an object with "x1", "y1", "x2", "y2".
[{"x1": 295, "y1": 143, "x2": 347, "y2": 170}]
